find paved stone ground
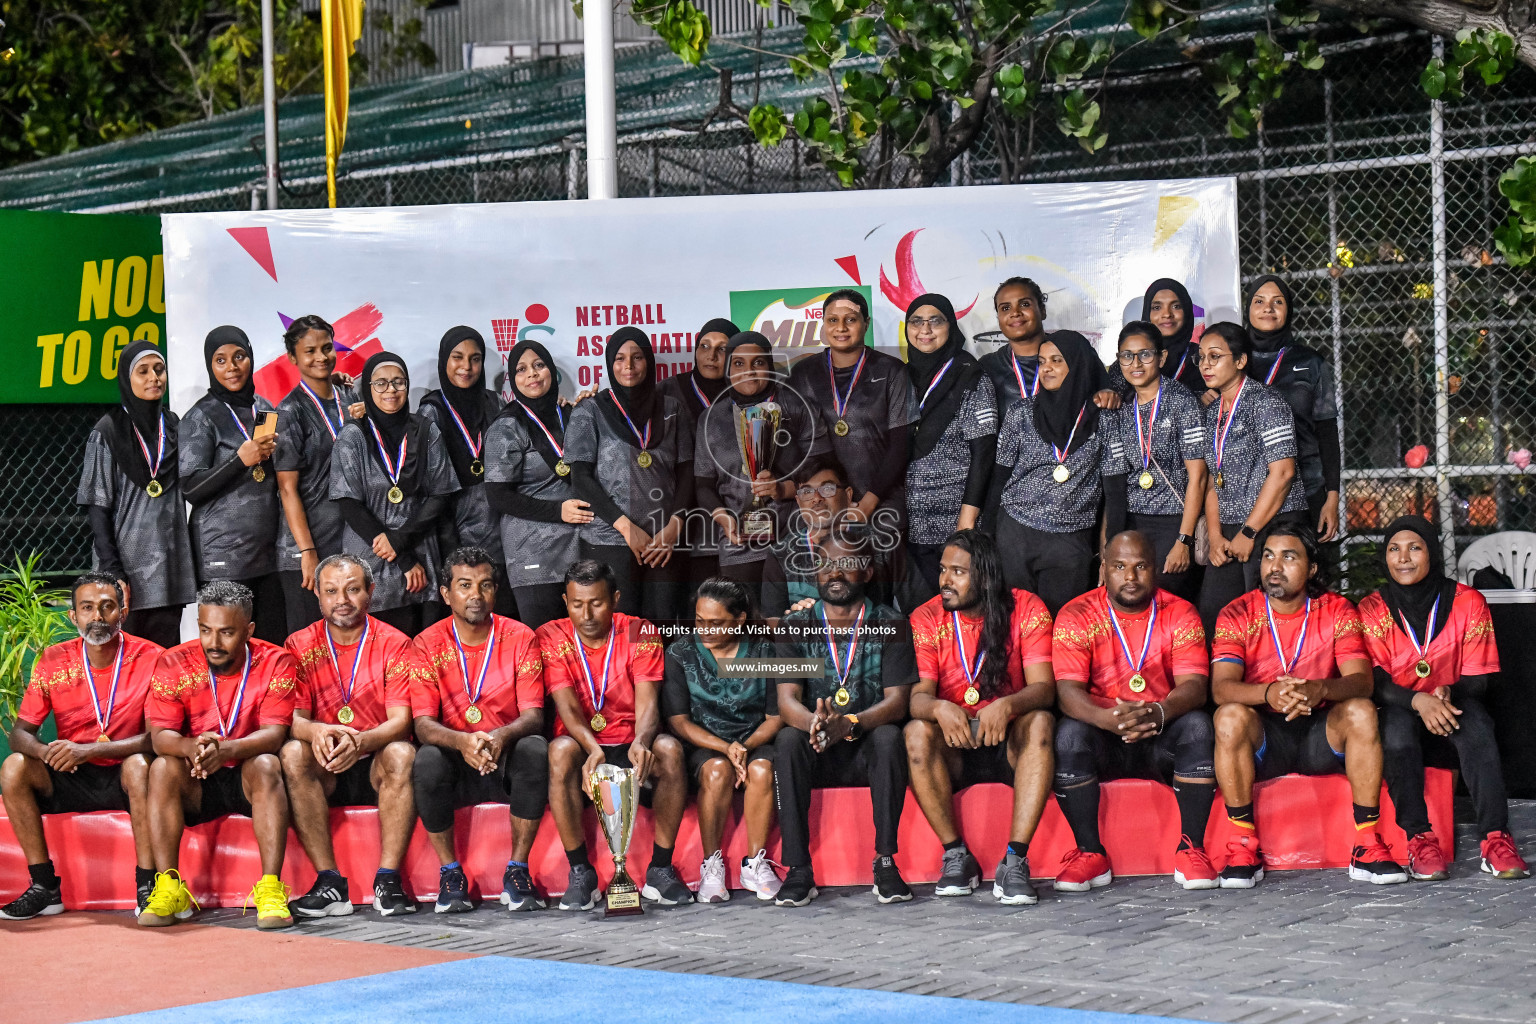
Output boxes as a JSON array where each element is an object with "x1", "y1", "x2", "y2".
[{"x1": 202, "y1": 801, "x2": 1536, "y2": 1024}]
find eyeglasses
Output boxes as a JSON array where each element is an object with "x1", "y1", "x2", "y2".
[
  {"x1": 906, "y1": 316, "x2": 948, "y2": 331},
  {"x1": 1117, "y1": 349, "x2": 1159, "y2": 365},
  {"x1": 1196, "y1": 352, "x2": 1229, "y2": 367},
  {"x1": 797, "y1": 482, "x2": 843, "y2": 499},
  {"x1": 370, "y1": 379, "x2": 409, "y2": 392}
]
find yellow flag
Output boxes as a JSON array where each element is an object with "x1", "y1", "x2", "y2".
[{"x1": 323, "y1": 0, "x2": 365, "y2": 209}]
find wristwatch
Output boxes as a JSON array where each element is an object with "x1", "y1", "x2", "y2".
[
  {"x1": 844, "y1": 713, "x2": 862, "y2": 742},
  {"x1": 1176, "y1": 533, "x2": 1194, "y2": 547},
  {"x1": 1239, "y1": 523, "x2": 1259, "y2": 540}
]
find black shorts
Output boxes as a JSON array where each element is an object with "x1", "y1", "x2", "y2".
[
  {"x1": 1256, "y1": 712, "x2": 1345, "y2": 780},
  {"x1": 685, "y1": 744, "x2": 774, "y2": 787},
  {"x1": 188, "y1": 765, "x2": 252, "y2": 825},
  {"x1": 952, "y1": 742, "x2": 1016, "y2": 790},
  {"x1": 37, "y1": 762, "x2": 129, "y2": 814},
  {"x1": 326, "y1": 757, "x2": 379, "y2": 808}
]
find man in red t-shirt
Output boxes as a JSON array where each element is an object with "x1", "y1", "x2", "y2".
[
  {"x1": 282, "y1": 554, "x2": 424, "y2": 919},
  {"x1": 1052, "y1": 532, "x2": 1217, "y2": 894},
  {"x1": 411, "y1": 547, "x2": 548, "y2": 914},
  {"x1": 539, "y1": 559, "x2": 687, "y2": 911},
  {"x1": 904, "y1": 530, "x2": 1055, "y2": 907},
  {"x1": 139, "y1": 580, "x2": 299, "y2": 930},
  {"x1": 1211, "y1": 523, "x2": 1406, "y2": 888},
  {"x1": 1, "y1": 574, "x2": 161, "y2": 920}
]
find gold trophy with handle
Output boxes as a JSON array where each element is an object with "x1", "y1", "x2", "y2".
[{"x1": 590, "y1": 763, "x2": 644, "y2": 917}]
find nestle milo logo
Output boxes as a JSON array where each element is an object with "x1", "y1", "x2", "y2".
[{"x1": 729, "y1": 286, "x2": 874, "y2": 350}]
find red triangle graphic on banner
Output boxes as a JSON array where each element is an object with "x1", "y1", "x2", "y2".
[
  {"x1": 228, "y1": 227, "x2": 278, "y2": 282},
  {"x1": 834, "y1": 255, "x2": 861, "y2": 284}
]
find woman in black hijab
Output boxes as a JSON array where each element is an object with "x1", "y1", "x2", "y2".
[
  {"x1": 178, "y1": 325, "x2": 286, "y2": 641},
  {"x1": 1141, "y1": 278, "x2": 1205, "y2": 392},
  {"x1": 983, "y1": 330, "x2": 1111, "y2": 614},
  {"x1": 76, "y1": 341, "x2": 196, "y2": 647},
  {"x1": 419, "y1": 326, "x2": 508, "y2": 614},
  {"x1": 902, "y1": 293, "x2": 997, "y2": 596},
  {"x1": 1359, "y1": 516, "x2": 1529, "y2": 880},
  {"x1": 483, "y1": 339, "x2": 594, "y2": 628},
  {"x1": 1244, "y1": 275, "x2": 1342, "y2": 547},
  {"x1": 564, "y1": 325, "x2": 694, "y2": 622},
  {"x1": 329, "y1": 351, "x2": 461, "y2": 635}
]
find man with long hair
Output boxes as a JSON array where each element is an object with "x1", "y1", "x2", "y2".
[{"x1": 904, "y1": 530, "x2": 1057, "y2": 906}]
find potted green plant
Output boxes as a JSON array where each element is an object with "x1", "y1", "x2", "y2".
[{"x1": 0, "y1": 554, "x2": 71, "y2": 740}]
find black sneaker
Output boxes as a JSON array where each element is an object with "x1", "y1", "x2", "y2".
[
  {"x1": 0, "y1": 882, "x2": 63, "y2": 920},
  {"x1": 641, "y1": 864, "x2": 694, "y2": 905},
  {"x1": 291, "y1": 873, "x2": 353, "y2": 919},
  {"x1": 500, "y1": 863, "x2": 546, "y2": 911},
  {"x1": 934, "y1": 845, "x2": 982, "y2": 896},
  {"x1": 559, "y1": 863, "x2": 601, "y2": 912},
  {"x1": 774, "y1": 865, "x2": 818, "y2": 907},
  {"x1": 872, "y1": 855, "x2": 913, "y2": 904},
  {"x1": 372, "y1": 873, "x2": 418, "y2": 916},
  {"x1": 992, "y1": 852, "x2": 1039, "y2": 906},
  {"x1": 434, "y1": 866, "x2": 475, "y2": 914},
  {"x1": 136, "y1": 877, "x2": 154, "y2": 917}
]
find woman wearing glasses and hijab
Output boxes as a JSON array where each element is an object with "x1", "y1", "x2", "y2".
[{"x1": 329, "y1": 352, "x2": 460, "y2": 636}]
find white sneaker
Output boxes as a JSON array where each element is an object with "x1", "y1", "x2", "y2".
[
  {"x1": 697, "y1": 851, "x2": 730, "y2": 903},
  {"x1": 740, "y1": 849, "x2": 783, "y2": 901}
]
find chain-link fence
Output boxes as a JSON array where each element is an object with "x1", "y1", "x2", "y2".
[
  {"x1": 0, "y1": 405, "x2": 100, "y2": 573},
  {"x1": 11, "y1": 28, "x2": 1536, "y2": 585}
]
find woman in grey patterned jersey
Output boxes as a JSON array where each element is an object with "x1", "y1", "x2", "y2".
[
  {"x1": 178, "y1": 325, "x2": 285, "y2": 641},
  {"x1": 77, "y1": 340, "x2": 195, "y2": 648},
  {"x1": 565, "y1": 325, "x2": 694, "y2": 624},
  {"x1": 901, "y1": 293, "x2": 997, "y2": 600},
  {"x1": 329, "y1": 351, "x2": 460, "y2": 636},
  {"x1": 1193, "y1": 322, "x2": 1309, "y2": 629}
]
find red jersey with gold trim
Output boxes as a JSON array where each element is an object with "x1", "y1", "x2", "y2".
[
  {"x1": 1211, "y1": 590, "x2": 1366, "y2": 694},
  {"x1": 537, "y1": 613, "x2": 664, "y2": 746},
  {"x1": 1358, "y1": 584, "x2": 1498, "y2": 694},
  {"x1": 19, "y1": 633, "x2": 163, "y2": 766},
  {"x1": 412, "y1": 614, "x2": 544, "y2": 732},
  {"x1": 286, "y1": 616, "x2": 422, "y2": 730},
  {"x1": 145, "y1": 639, "x2": 298, "y2": 765},
  {"x1": 909, "y1": 590, "x2": 1053, "y2": 716},
  {"x1": 1052, "y1": 588, "x2": 1207, "y2": 707}
]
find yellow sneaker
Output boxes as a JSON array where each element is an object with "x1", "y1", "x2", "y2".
[
  {"x1": 138, "y1": 870, "x2": 199, "y2": 927},
  {"x1": 245, "y1": 874, "x2": 294, "y2": 930}
]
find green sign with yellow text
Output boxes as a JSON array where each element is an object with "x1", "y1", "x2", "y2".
[{"x1": 0, "y1": 209, "x2": 165, "y2": 404}]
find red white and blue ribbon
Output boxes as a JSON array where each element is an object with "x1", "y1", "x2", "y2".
[
  {"x1": 1011, "y1": 355, "x2": 1042, "y2": 400},
  {"x1": 1052, "y1": 405, "x2": 1088, "y2": 466},
  {"x1": 918, "y1": 359, "x2": 955, "y2": 413},
  {"x1": 1213, "y1": 378, "x2": 1247, "y2": 477},
  {"x1": 1134, "y1": 383, "x2": 1163, "y2": 474},
  {"x1": 572, "y1": 622, "x2": 615, "y2": 715},
  {"x1": 1264, "y1": 595, "x2": 1311, "y2": 675},
  {"x1": 608, "y1": 392, "x2": 651, "y2": 449},
  {"x1": 452, "y1": 616, "x2": 497, "y2": 710},
  {"x1": 1172, "y1": 347, "x2": 1190, "y2": 381},
  {"x1": 1397, "y1": 593, "x2": 1441, "y2": 662},
  {"x1": 1106, "y1": 594, "x2": 1157, "y2": 680},
  {"x1": 951, "y1": 610, "x2": 987, "y2": 685},
  {"x1": 515, "y1": 400, "x2": 565, "y2": 458},
  {"x1": 223, "y1": 403, "x2": 254, "y2": 442},
  {"x1": 691, "y1": 376, "x2": 714, "y2": 410},
  {"x1": 132, "y1": 413, "x2": 167, "y2": 478},
  {"x1": 80, "y1": 636, "x2": 124, "y2": 738},
  {"x1": 828, "y1": 348, "x2": 868, "y2": 421},
  {"x1": 1263, "y1": 348, "x2": 1290, "y2": 386},
  {"x1": 443, "y1": 398, "x2": 484, "y2": 462},
  {"x1": 324, "y1": 618, "x2": 370, "y2": 710},
  {"x1": 208, "y1": 647, "x2": 252, "y2": 739},
  {"x1": 367, "y1": 420, "x2": 408, "y2": 490},
  {"x1": 299, "y1": 381, "x2": 345, "y2": 440},
  {"x1": 822, "y1": 602, "x2": 867, "y2": 689}
]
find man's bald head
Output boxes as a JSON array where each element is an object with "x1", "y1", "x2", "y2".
[{"x1": 1103, "y1": 530, "x2": 1157, "y2": 611}]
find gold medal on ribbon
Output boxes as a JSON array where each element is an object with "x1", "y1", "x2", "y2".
[
  {"x1": 1138, "y1": 471, "x2": 1155, "y2": 490},
  {"x1": 97, "y1": 733, "x2": 111, "y2": 744},
  {"x1": 963, "y1": 686, "x2": 980, "y2": 706},
  {"x1": 464, "y1": 704, "x2": 483, "y2": 725},
  {"x1": 1052, "y1": 464, "x2": 1071, "y2": 483},
  {"x1": 834, "y1": 686, "x2": 851, "y2": 707},
  {"x1": 590, "y1": 712, "x2": 607, "y2": 733},
  {"x1": 1128, "y1": 674, "x2": 1147, "y2": 693},
  {"x1": 252, "y1": 465, "x2": 266, "y2": 483},
  {"x1": 337, "y1": 705, "x2": 354, "y2": 725},
  {"x1": 146, "y1": 479, "x2": 164, "y2": 498},
  {"x1": 470, "y1": 459, "x2": 484, "y2": 476},
  {"x1": 387, "y1": 485, "x2": 404, "y2": 504},
  {"x1": 555, "y1": 460, "x2": 570, "y2": 476},
  {"x1": 636, "y1": 451, "x2": 653, "y2": 469},
  {"x1": 1415, "y1": 659, "x2": 1432, "y2": 679},
  {"x1": 1214, "y1": 471, "x2": 1225, "y2": 489},
  {"x1": 833, "y1": 419, "x2": 850, "y2": 437}
]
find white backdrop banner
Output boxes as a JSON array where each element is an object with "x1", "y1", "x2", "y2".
[{"x1": 160, "y1": 179, "x2": 1239, "y2": 413}]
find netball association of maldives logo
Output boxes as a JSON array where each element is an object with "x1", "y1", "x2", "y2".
[{"x1": 491, "y1": 303, "x2": 554, "y2": 400}]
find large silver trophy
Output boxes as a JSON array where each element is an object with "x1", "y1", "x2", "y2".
[
  {"x1": 734, "y1": 400, "x2": 782, "y2": 542},
  {"x1": 590, "y1": 763, "x2": 644, "y2": 917}
]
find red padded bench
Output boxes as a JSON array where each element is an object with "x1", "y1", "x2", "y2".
[{"x1": 0, "y1": 770, "x2": 1453, "y2": 909}]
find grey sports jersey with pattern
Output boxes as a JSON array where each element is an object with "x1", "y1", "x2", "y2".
[
  {"x1": 419, "y1": 391, "x2": 506, "y2": 561},
  {"x1": 179, "y1": 394, "x2": 280, "y2": 580},
  {"x1": 1102, "y1": 380, "x2": 1206, "y2": 517},
  {"x1": 994, "y1": 396, "x2": 1115, "y2": 532},
  {"x1": 564, "y1": 392, "x2": 693, "y2": 546},
  {"x1": 1203, "y1": 380, "x2": 1308, "y2": 525},
  {"x1": 77, "y1": 430, "x2": 197, "y2": 609},
  {"x1": 905, "y1": 373, "x2": 998, "y2": 544},
  {"x1": 274, "y1": 382, "x2": 359, "y2": 568},
  {"x1": 483, "y1": 412, "x2": 584, "y2": 588}
]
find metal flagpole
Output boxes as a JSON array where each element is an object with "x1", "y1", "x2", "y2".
[
  {"x1": 1430, "y1": 34, "x2": 1453, "y2": 570},
  {"x1": 262, "y1": 0, "x2": 279, "y2": 209},
  {"x1": 583, "y1": 0, "x2": 618, "y2": 199}
]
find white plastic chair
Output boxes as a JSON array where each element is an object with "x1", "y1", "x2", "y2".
[{"x1": 1456, "y1": 531, "x2": 1536, "y2": 587}]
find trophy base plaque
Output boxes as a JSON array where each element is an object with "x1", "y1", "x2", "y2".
[
  {"x1": 603, "y1": 865, "x2": 645, "y2": 917},
  {"x1": 742, "y1": 508, "x2": 776, "y2": 543}
]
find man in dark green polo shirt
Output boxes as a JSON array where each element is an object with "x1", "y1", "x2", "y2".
[{"x1": 772, "y1": 526, "x2": 916, "y2": 907}]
